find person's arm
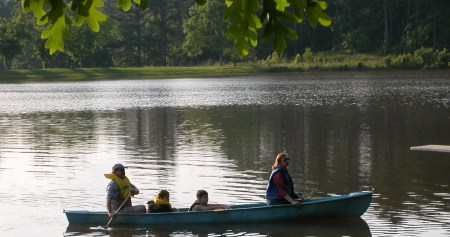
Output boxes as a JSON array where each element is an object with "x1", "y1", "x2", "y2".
[
  {"x1": 106, "y1": 197, "x2": 116, "y2": 218},
  {"x1": 106, "y1": 182, "x2": 118, "y2": 217},
  {"x1": 130, "y1": 184, "x2": 139, "y2": 195},
  {"x1": 191, "y1": 203, "x2": 230, "y2": 211},
  {"x1": 206, "y1": 204, "x2": 230, "y2": 210},
  {"x1": 272, "y1": 172, "x2": 287, "y2": 198},
  {"x1": 283, "y1": 194, "x2": 300, "y2": 205}
]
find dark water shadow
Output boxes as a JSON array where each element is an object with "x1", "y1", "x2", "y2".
[{"x1": 65, "y1": 217, "x2": 371, "y2": 237}]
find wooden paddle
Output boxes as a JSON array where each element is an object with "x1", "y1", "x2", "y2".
[{"x1": 104, "y1": 192, "x2": 132, "y2": 228}]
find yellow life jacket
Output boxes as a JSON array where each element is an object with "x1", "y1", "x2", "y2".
[
  {"x1": 104, "y1": 173, "x2": 132, "y2": 199},
  {"x1": 153, "y1": 196, "x2": 172, "y2": 209}
]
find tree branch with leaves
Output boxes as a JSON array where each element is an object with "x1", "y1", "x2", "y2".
[{"x1": 20, "y1": 0, "x2": 331, "y2": 56}]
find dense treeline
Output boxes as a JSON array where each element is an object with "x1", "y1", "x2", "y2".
[{"x1": 0, "y1": 0, "x2": 449, "y2": 70}]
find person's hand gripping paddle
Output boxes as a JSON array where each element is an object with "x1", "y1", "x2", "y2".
[{"x1": 104, "y1": 192, "x2": 132, "y2": 228}]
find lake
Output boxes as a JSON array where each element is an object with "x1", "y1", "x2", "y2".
[{"x1": 0, "y1": 70, "x2": 449, "y2": 237}]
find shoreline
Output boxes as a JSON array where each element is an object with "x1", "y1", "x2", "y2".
[{"x1": 1, "y1": 64, "x2": 448, "y2": 83}]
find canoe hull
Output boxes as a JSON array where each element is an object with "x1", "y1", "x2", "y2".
[{"x1": 64, "y1": 191, "x2": 372, "y2": 225}]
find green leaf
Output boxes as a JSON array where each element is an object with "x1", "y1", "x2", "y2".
[
  {"x1": 306, "y1": 2, "x2": 331, "y2": 27},
  {"x1": 76, "y1": 0, "x2": 107, "y2": 32},
  {"x1": 316, "y1": 0, "x2": 328, "y2": 9},
  {"x1": 22, "y1": 0, "x2": 47, "y2": 23},
  {"x1": 41, "y1": 13, "x2": 70, "y2": 55},
  {"x1": 225, "y1": 0, "x2": 262, "y2": 56},
  {"x1": 248, "y1": 27, "x2": 258, "y2": 46},
  {"x1": 279, "y1": 24, "x2": 298, "y2": 40},
  {"x1": 274, "y1": 0, "x2": 290, "y2": 11},
  {"x1": 116, "y1": 0, "x2": 147, "y2": 11},
  {"x1": 225, "y1": 0, "x2": 233, "y2": 7},
  {"x1": 251, "y1": 14, "x2": 262, "y2": 28},
  {"x1": 117, "y1": 0, "x2": 132, "y2": 11},
  {"x1": 236, "y1": 38, "x2": 249, "y2": 56},
  {"x1": 290, "y1": 0, "x2": 307, "y2": 22},
  {"x1": 278, "y1": 10, "x2": 298, "y2": 23},
  {"x1": 317, "y1": 11, "x2": 332, "y2": 26}
]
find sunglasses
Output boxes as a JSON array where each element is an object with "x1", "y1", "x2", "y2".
[{"x1": 282, "y1": 158, "x2": 290, "y2": 162}]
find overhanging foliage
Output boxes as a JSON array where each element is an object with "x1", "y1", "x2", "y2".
[{"x1": 21, "y1": 0, "x2": 331, "y2": 56}]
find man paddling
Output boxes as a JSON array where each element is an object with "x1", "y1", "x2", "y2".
[{"x1": 105, "y1": 163, "x2": 146, "y2": 218}]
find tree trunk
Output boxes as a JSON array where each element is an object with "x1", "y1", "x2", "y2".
[
  {"x1": 159, "y1": 0, "x2": 167, "y2": 66},
  {"x1": 431, "y1": 0, "x2": 436, "y2": 48},
  {"x1": 2, "y1": 56, "x2": 6, "y2": 70},
  {"x1": 136, "y1": 10, "x2": 143, "y2": 67},
  {"x1": 384, "y1": 0, "x2": 389, "y2": 43},
  {"x1": 3, "y1": 56, "x2": 11, "y2": 70}
]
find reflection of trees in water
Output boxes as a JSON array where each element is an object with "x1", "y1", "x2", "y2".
[
  {"x1": 123, "y1": 107, "x2": 178, "y2": 162},
  {"x1": 15, "y1": 86, "x2": 448, "y2": 226},
  {"x1": 115, "y1": 105, "x2": 375, "y2": 196},
  {"x1": 366, "y1": 103, "x2": 450, "y2": 224},
  {"x1": 121, "y1": 101, "x2": 450, "y2": 225}
]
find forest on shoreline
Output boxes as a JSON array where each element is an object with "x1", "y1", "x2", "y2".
[{"x1": 1, "y1": 0, "x2": 449, "y2": 71}]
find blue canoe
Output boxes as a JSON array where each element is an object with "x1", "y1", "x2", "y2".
[{"x1": 64, "y1": 191, "x2": 372, "y2": 226}]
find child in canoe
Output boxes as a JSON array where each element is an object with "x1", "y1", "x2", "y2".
[{"x1": 147, "y1": 189, "x2": 177, "y2": 213}]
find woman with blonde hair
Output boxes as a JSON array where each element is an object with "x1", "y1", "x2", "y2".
[{"x1": 265, "y1": 153, "x2": 303, "y2": 206}]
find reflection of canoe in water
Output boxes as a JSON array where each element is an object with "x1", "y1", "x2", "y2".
[
  {"x1": 64, "y1": 191, "x2": 372, "y2": 226},
  {"x1": 149, "y1": 217, "x2": 372, "y2": 237},
  {"x1": 66, "y1": 217, "x2": 371, "y2": 237}
]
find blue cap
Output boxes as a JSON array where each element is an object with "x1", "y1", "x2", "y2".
[{"x1": 112, "y1": 163, "x2": 127, "y2": 171}]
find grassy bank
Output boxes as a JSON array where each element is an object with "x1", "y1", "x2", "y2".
[
  {"x1": 1, "y1": 52, "x2": 446, "y2": 82},
  {"x1": 0, "y1": 65, "x2": 268, "y2": 82},
  {"x1": 297, "y1": 52, "x2": 384, "y2": 70}
]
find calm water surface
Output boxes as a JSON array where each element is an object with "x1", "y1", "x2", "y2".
[{"x1": 0, "y1": 71, "x2": 449, "y2": 237}]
